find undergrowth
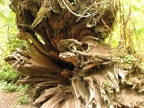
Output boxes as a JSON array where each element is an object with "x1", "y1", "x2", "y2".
[{"x1": 0, "y1": 61, "x2": 31, "y2": 104}]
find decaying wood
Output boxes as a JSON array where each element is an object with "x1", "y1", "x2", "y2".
[{"x1": 5, "y1": 0, "x2": 144, "y2": 108}]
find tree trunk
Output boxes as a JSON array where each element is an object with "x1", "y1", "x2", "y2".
[{"x1": 5, "y1": 0, "x2": 144, "y2": 108}]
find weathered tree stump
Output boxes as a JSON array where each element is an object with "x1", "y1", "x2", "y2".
[{"x1": 5, "y1": 0, "x2": 144, "y2": 108}]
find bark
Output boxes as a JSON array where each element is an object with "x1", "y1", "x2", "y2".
[{"x1": 5, "y1": 0, "x2": 144, "y2": 108}]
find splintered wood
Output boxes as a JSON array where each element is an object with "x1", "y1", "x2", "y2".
[{"x1": 5, "y1": 0, "x2": 144, "y2": 108}]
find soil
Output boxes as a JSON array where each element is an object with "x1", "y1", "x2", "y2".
[{"x1": 0, "y1": 89, "x2": 37, "y2": 108}]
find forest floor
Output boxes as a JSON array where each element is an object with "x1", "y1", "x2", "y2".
[{"x1": 0, "y1": 89, "x2": 36, "y2": 108}]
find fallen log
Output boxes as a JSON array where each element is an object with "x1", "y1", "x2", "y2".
[{"x1": 5, "y1": 0, "x2": 144, "y2": 108}]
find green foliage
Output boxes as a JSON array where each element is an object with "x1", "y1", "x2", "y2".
[
  {"x1": 17, "y1": 94, "x2": 30, "y2": 104},
  {"x1": 0, "y1": 1, "x2": 27, "y2": 93},
  {"x1": 123, "y1": 55, "x2": 138, "y2": 64},
  {"x1": 0, "y1": 80, "x2": 29, "y2": 93},
  {"x1": 16, "y1": 84, "x2": 31, "y2": 105},
  {"x1": 0, "y1": 1, "x2": 26, "y2": 57},
  {"x1": 107, "y1": 0, "x2": 144, "y2": 54},
  {"x1": 0, "y1": 62, "x2": 26, "y2": 93},
  {"x1": 0, "y1": 81, "x2": 17, "y2": 92},
  {"x1": 0, "y1": 62, "x2": 30, "y2": 94},
  {"x1": 0, "y1": 81, "x2": 31, "y2": 104},
  {"x1": 104, "y1": 82, "x2": 111, "y2": 87},
  {"x1": 17, "y1": 84, "x2": 30, "y2": 92},
  {"x1": 0, "y1": 62, "x2": 20, "y2": 83}
]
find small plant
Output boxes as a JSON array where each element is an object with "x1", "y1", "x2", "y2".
[
  {"x1": 17, "y1": 84, "x2": 30, "y2": 92},
  {"x1": 16, "y1": 94, "x2": 30, "y2": 104},
  {"x1": 13, "y1": 93, "x2": 31, "y2": 108},
  {"x1": 16, "y1": 84, "x2": 31, "y2": 105},
  {"x1": 0, "y1": 61, "x2": 20, "y2": 83},
  {"x1": 123, "y1": 55, "x2": 138, "y2": 63},
  {"x1": 0, "y1": 81, "x2": 17, "y2": 92}
]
